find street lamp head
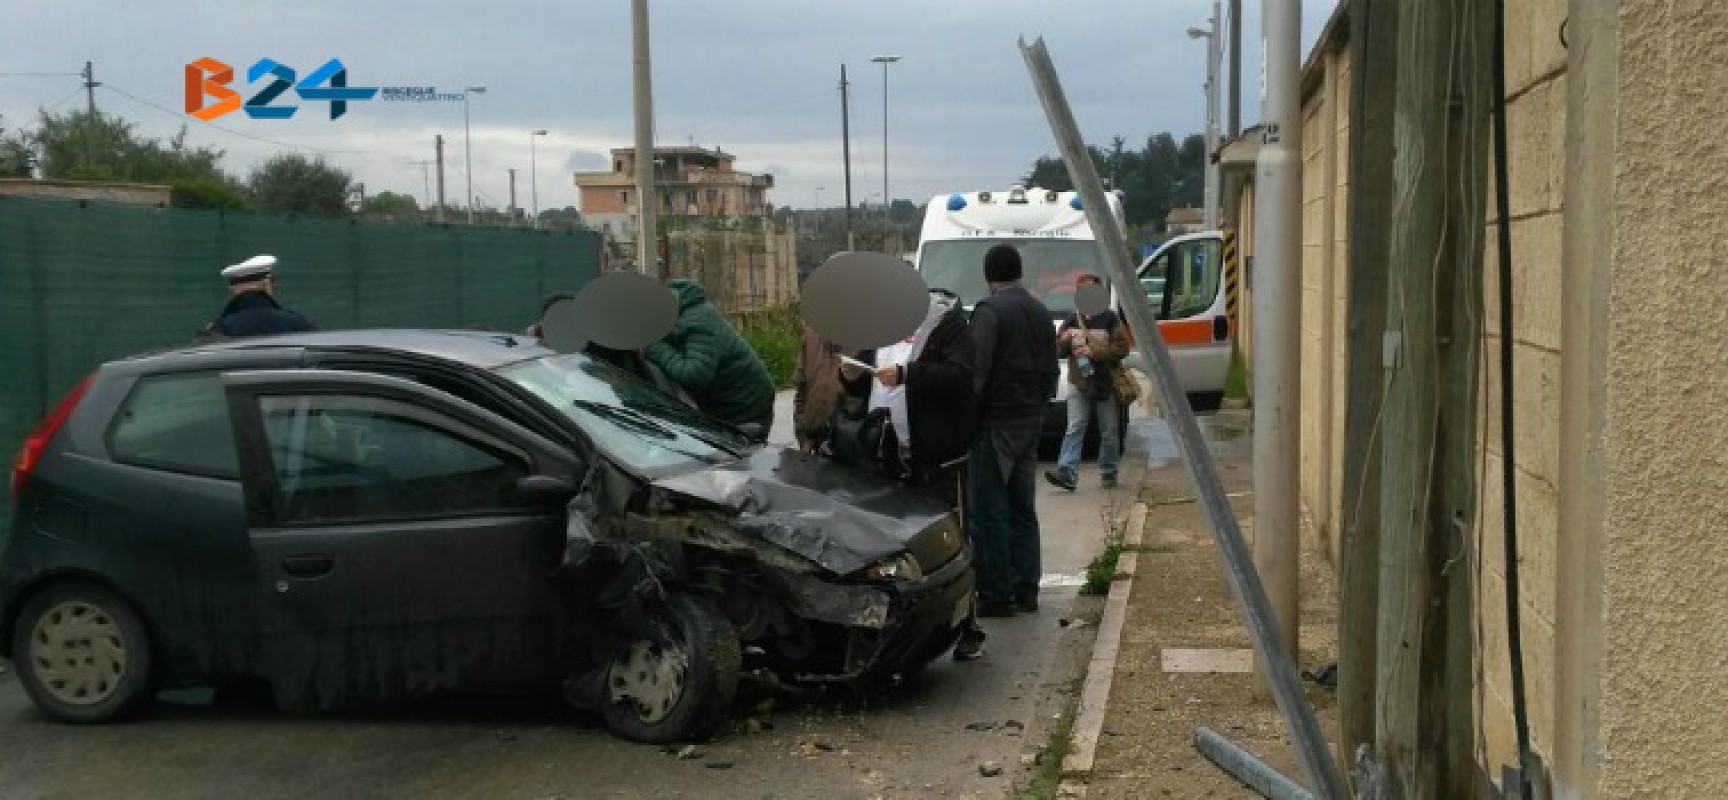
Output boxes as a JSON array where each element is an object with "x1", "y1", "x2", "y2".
[
  {"x1": 1186, "y1": 27, "x2": 1211, "y2": 39},
  {"x1": 465, "y1": 86, "x2": 487, "y2": 94},
  {"x1": 532, "y1": 129, "x2": 548, "y2": 136},
  {"x1": 870, "y1": 55, "x2": 902, "y2": 64}
]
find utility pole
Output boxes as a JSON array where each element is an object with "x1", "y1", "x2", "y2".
[
  {"x1": 1372, "y1": 0, "x2": 1490, "y2": 795},
  {"x1": 508, "y1": 168, "x2": 518, "y2": 223},
  {"x1": 840, "y1": 64, "x2": 856, "y2": 252},
  {"x1": 435, "y1": 135, "x2": 447, "y2": 224},
  {"x1": 1250, "y1": 0, "x2": 1302, "y2": 698},
  {"x1": 632, "y1": 0, "x2": 658, "y2": 278},
  {"x1": 1339, "y1": 0, "x2": 1397, "y2": 785},
  {"x1": 872, "y1": 55, "x2": 901, "y2": 237},
  {"x1": 1227, "y1": 0, "x2": 1241, "y2": 137},
  {"x1": 1206, "y1": 1, "x2": 1221, "y2": 228},
  {"x1": 81, "y1": 61, "x2": 99, "y2": 170}
]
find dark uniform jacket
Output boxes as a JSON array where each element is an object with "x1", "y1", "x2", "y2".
[{"x1": 200, "y1": 291, "x2": 317, "y2": 340}]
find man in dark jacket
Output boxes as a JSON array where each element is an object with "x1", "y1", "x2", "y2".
[
  {"x1": 644, "y1": 279, "x2": 777, "y2": 436},
  {"x1": 968, "y1": 245, "x2": 1059, "y2": 617},
  {"x1": 198, "y1": 255, "x2": 317, "y2": 339},
  {"x1": 1047, "y1": 274, "x2": 1131, "y2": 491},
  {"x1": 834, "y1": 287, "x2": 987, "y2": 659}
]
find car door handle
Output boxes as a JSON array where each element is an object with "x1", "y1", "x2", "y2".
[{"x1": 282, "y1": 554, "x2": 335, "y2": 578}]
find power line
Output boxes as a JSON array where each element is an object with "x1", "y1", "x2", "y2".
[
  {"x1": 0, "y1": 72, "x2": 81, "y2": 78},
  {"x1": 100, "y1": 81, "x2": 382, "y2": 156}
]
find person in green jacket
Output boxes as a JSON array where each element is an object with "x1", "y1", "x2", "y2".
[{"x1": 644, "y1": 278, "x2": 778, "y2": 439}]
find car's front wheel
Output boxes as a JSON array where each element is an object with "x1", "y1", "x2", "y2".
[
  {"x1": 599, "y1": 593, "x2": 740, "y2": 743},
  {"x1": 12, "y1": 582, "x2": 154, "y2": 723}
]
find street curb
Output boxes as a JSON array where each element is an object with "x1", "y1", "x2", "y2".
[{"x1": 1060, "y1": 499, "x2": 1147, "y2": 789}]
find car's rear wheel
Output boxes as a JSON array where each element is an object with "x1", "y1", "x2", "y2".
[
  {"x1": 599, "y1": 593, "x2": 740, "y2": 744},
  {"x1": 12, "y1": 582, "x2": 154, "y2": 723}
]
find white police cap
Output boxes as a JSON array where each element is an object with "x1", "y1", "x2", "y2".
[{"x1": 221, "y1": 254, "x2": 277, "y2": 284}]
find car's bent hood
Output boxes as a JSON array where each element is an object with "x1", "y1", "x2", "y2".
[{"x1": 649, "y1": 448, "x2": 953, "y2": 575}]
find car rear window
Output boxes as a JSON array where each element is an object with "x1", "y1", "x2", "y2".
[{"x1": 108, "y1": 373, "x2": 240, "y2": 479}]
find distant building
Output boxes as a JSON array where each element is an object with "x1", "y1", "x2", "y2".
[
  {"x1": 574, "y1": 145, "x2": 774, "y2": 246},
  {"x1": 1164, "y1": 206, "x2": 1207, "y2": 235},
  {"x1": 0, "y1": 178, "x2": 171, "y2": 207}
]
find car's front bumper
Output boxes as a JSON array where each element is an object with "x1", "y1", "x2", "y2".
[{"x1": 782, "y1": 546, "x2": 975, "y2": 680}]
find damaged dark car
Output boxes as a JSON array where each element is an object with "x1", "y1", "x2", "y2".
[{"x1": 2, "y1": 331, "x2": 973, "y2": 742}]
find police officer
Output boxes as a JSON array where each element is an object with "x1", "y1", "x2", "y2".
[{"x1": 198, "y1": 255, "x2": 318, "y2": 340}]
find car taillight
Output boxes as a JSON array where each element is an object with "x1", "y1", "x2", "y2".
[{"x1": 11, "y1": 373, "x2": 95, "y2": 500}]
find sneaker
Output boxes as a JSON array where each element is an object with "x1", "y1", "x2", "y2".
[
  {"x1": 977, "y1": 599, "x2": 1018, "y2": 618},
  {"x1": 953, "y1": 628, "x2": 987, "y2": 661},
  {"x1": 1101, "y1": 473, "x2": 1118, "y2": 489},
  {"x1": 1044, "y1": 468, "x2": 1077, "y2": 491},
  {"x1": 1015, "y1": 595, "x2": 1040, "y2": 614}
]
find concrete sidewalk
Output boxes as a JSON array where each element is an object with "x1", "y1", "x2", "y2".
[{"x1": 1070, "y1": 411, "x2": 1344, "y2": 798}]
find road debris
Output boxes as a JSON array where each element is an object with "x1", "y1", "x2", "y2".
[
  {"x1": 674, "y1": 745, "x2": 705, "y2": 760},
  {"x1": 979, "y1": 761, "x2": 1004, "y2": 778}
]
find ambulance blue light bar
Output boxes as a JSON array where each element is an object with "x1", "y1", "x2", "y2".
[{"x1": 947, "y1": 193, "x2": 967, "y2": 211}]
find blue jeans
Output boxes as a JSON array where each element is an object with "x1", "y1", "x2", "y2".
[
  {"x1": 968, "y1": 430, "x2": 1042, "y2": 605},
  {"x1": 1057, "y1": 391, "x2": 1120, "y2": 478}
]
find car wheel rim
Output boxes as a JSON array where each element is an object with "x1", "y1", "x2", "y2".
[
  {"x1": 608, "y1": 633, "x2": 689, "y2": 725},
  {"x1": 29, "y1": 601, "x2": 127, "y2": 707}
]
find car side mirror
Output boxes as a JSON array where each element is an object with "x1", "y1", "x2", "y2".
[
  {"x1": 735, "y1": 422, "x2": 766, "y2": 442},
  {"x1": 513, "y1": 474, "x2": 578, "y2": 506}
]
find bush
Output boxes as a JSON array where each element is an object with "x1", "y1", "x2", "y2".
[{"x1": 731, "y1": 304, "x2": 801, "y2": 390}]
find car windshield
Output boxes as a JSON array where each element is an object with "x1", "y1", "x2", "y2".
[
  {"x1": 918, "y1": 238, "x2": 1109, "y2": 317},
  {"x1": 499, "y1": 354, "x2": 752, "y2": 475}
]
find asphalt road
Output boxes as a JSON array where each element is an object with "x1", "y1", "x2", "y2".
[{"x1": 0, "y1": 391, "x2": 1150, "y2": 800}]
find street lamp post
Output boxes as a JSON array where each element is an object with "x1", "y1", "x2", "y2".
[
  {"x1": 530, "y1": 129, "x2": 548, "y2": 229},
  {"x1": 870, "y1": 54, "x2": 901, "y2": 240},
  {"x1": 1188, "y1": 7, "x2": 1221, "y2": 229},
  {"x1": 463, "y1": 86, "x2": 487, "y2": 224}
]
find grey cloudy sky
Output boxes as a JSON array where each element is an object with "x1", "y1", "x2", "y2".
[{"x1": 1, "y1": 1, "x2": 1338, "y2": 212}]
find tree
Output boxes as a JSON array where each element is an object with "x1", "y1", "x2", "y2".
[
  {"x1": 536, "y1": 205, "x2": 586, "y2": 230},
  {"x1": 0, "y1": 122, "x2": 29, "y2": 178},
  {"x1": 1022, "y1": 131, "x2": 1208, "y2": 232},
  {"x1": 248, "y1": 154, "x2": 353, "y2": 216},
  {"x1": 360, "y1": 190, "x2": 419, "y2": 218},
  {"x1": 27, "y1": 109, "x2": 245, "y2": 208}
]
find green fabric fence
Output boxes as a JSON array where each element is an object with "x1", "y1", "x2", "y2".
[{"x1": 0, "y1": 194, "x2": 601, "y2": 519}]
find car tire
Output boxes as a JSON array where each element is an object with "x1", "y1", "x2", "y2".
[
  {"x1": 11, "y1": 581, "x2": 154, "y2": 723},
  {"x1": 599, "y1": 593, "x2": 740, "y2": 744}
]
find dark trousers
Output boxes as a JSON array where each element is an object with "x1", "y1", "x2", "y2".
[{"x1": 967, "y1": 430, "x2": 1041, "y2": 605}]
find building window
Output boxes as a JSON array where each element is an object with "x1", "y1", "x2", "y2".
[
  {"x1": 706, "y1": 189, "x2": 718, "y2": 203},
  {"x1": 686, "y1": 190, "x2": 697, "y2": 206},
  {"x1": 619, "y1": 190, "x2": 629, "y2": 204},
  {"x1": 615, "y1": 160, "x2": 624, "y2": 173}
]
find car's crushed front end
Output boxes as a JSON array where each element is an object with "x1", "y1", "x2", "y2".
[{"x1": 560, "y1": 446, "x2": 972, "y2": 686}]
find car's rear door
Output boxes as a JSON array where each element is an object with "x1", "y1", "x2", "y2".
[{"x1": 221, "y1": 369, "x2": 580, "y2": 710}]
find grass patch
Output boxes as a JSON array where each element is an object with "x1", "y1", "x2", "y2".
[
  {"x1": 1082, "y1": 535, "x2": 1125, "y2": 596},
  {"x1": 1223, "y1": 342, "x2": 1248, "y2": 400},
  {"x1": 730, "y1": 304, "x2": 801, "y2": 389},
  {"x1": 1019, "y1": 689, "x2": 1080, "y2": 800}
]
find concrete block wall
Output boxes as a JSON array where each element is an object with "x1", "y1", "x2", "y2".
[
  {"x1": 1476, "y1": 0, "x2": 1568, "y2": 774},
  {"x1": 1297, "y1": 43, "x2": 1352, "y2": 570}
]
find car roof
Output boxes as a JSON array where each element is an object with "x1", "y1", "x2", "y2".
[{"x1": 121, "y1": 329, "x2": 557, "y2": 371}]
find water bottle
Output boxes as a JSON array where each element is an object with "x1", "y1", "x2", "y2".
[{"x1": 1076, "y1": 352, "x2": 1094, "y2": 380}]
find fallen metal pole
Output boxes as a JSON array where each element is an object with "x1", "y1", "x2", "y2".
[
  {"x1": 1194, "y1": 727, "x2": 1316, "y2": 800},
  {"x1": 1018, "y1": 37, "x2": 1347, "y2": 800}
]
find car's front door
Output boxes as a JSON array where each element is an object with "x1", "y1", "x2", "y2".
[{"x1": 222, "y1": 369, "x2": 580, "y2": 710}]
